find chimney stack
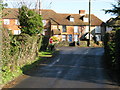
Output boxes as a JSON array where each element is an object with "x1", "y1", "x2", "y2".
[{"x1": 79, "y1": 10, "x2": 85, "y2": 16}]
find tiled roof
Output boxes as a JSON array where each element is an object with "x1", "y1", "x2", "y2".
[
  {"x1": 56, "y1": 14, "x2": 85, "y2": 25},
  {"x1": 2, "y1": 8, "x2": 104, "y2": 26},
  {"x1": 2, "y1": 8, "x2": 19, "y2": 19}
]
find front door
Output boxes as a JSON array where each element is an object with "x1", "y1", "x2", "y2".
[{"x1": 68, "y1": 34, "x2": 72, "y2": 42}]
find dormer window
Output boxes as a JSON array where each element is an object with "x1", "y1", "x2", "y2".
[
  {"x1": 70, "y1": 17, "x2": 74, "y2": 22},
  {"x1": 66, "y1": 15, "x2": 74, "y2": 22},
  {"x1": 84, "y1": 17, "x2": 88, "y2": 22}
]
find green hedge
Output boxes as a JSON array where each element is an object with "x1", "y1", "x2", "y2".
[
  {"x1": 1, "y1": 29, "x2": 42, "y2": 84},
  {"x1": 40, "y1": 36, "x2": 49, "y2": 51},
  {"x1": 104, "y1": 29, "x2": 120, "y2": 77}
]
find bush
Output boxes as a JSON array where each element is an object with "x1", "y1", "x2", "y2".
[
  {"x1": 50, "y1": 36, "x2": 59, "y2": 42},
  {"x1": 40, "y1": 36, "x2": 49, "y2": 51},
  {"x1": 104, "y1": 29, "x2": 120, "y2": 79},
  {"x1": 1, "y1": 29, "x2": 42, "y2": 84},
  {"x1": 18, "y1": 5, "x2": 43, "y2": 35},
  {"x1": 115, "y1": 29, "x2": 120, "y2": 73}
]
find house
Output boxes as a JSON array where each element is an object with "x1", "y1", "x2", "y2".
[
  {"x1": 41, "y1": 9, "x2": 105, "y2": 42},
  {"x1": 2, "y1": 8, "x2": 21, "y2": 35},
  {"x1": 2, "y1": 8, "x2": 51, "y2": 36},
  {"x1": 106, "y1": 16, "x2": 120, "y2": 32},
  {"x1": 2, "y1": 8, "x2": 105, "y2": 41}
]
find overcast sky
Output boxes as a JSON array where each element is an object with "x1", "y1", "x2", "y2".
[{"x1": 4, "y1": 0, "x2": 117, "y2": 22}]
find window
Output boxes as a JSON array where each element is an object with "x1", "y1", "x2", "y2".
[
  {"x1": 14, "y1": 30, "x2": 21, "y2": 35},
  {"x1": 62, "y1": 35, "x2": 66, "y2": 41},
  {"x1": 42, "y1": 20, "x2": 46, "y2": 26},
  {"x1": 95, "y1": 26, "x2": 101, "y2": 33},
  {"x1": 70, "y1": 17, "x2": 74, "y2": 22},
  {"x1": 85, "y1": 26, "x2": 89, "y2": 32},
  {"x1": 74, "y1": 26, "x2": 78, "y2": 33},
  {"x1": 74, "y1": 35, "x2": 78, "y2": 42},
  {"x1": 4, "y1": 19, "x2": 10, "y2": 25},
  {"x1": 95, "y1": 35, "x2": 101, "y2": 41},
  {"x1": 62, "y1": 25, "x2": 66, "y2": 32},
  {"x1": 83, "y1": 18, "x2": 88, "y2": 22},
  {"x1": 53, "y1": 26, "x2": 57, "y2": 29},
  {"x1": 42, "y1": 29, "x2": 47, "y2": 35},
  {"x1": 15, "y1": 20, "x2": 20, "y2": 25}
]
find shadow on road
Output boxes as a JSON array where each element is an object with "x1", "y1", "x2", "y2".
[{"x1": 21, "y1": 47, "x2": 119, "y2": 87}]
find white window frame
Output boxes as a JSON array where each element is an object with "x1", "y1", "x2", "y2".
[
  {"x1": 95, "y1": 35, "x2": 101, "y2": 41},
  {"x1": 42, "y1": 20, "x2": 46, "y2": 26},
  {"x1": 83, "y1": 17, "x2": 88, "y2": 22},
  {"x1": 62, "y1": 35, "x2": 66, "y2": 41},
  {"x1": 4, "y1": 19, "x2": 10, "y2": 25},
  {"x1": 15, "y1": 20, "x2": 20, "y2": 25},
  {"x1": 85, "y1": 26, "x2": 89, "y2": 32},
  {"x1": 74, "y1": 26, "x2": 78, "y2": 33},
  {"x1": 70, "y1": 17, "x2": 74, "y2": 22},
  {"x1": 14, "y1": 30, "x2": 21, "y2": 35},
  {"x1": 95, "y1": 26, "x2": 101, "y2": 33},
  {"x1": 74, "y1": 35, "x2": 78, "y2": 42}
]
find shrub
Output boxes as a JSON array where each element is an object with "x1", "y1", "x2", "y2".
[
  {"x1": 104, "y1": 29, "x2": 120, "y2": 78},
  {"x1": 1, "y1": 28, "x2": 42, "y2": 84},
  {"x1": 104, "y1": 31, "x2": 116, "y2": 69},
  {"x1": 50, "y1": 36, "x2": 59, "y2": 42},
  {"x1": 40, "y1": 36, "x2": 49, "y2": 51},
  {"x1": 18, "y1": 5, "x2": 43, "y2": 35}
]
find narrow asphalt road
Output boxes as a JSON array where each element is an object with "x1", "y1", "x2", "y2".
[{"x1": 12, "y1": 47, "x2": 119, "y2": 88}]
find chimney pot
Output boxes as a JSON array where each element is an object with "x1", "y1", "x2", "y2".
[{"x1": 79, "y1": 10, "x2": 85, "y2": 16}]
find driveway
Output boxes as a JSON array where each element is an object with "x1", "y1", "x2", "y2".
[{"x1": 12, "y1": 47, "x2": 119, "y2": 88}]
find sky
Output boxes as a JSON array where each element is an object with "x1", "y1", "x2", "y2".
[{"x1": 3, "y1": 0, "x2": 118, "y2": 22}]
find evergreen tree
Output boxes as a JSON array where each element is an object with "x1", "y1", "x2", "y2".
[
  {"x1": 18, "y1": 5, "x2": 43, "y2": 35},
  {"x1": 103, "y1": 0, "x2": 120, "y2": 16}
]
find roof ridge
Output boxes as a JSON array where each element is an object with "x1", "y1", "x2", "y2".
[{"x1": 57, "y1": 13, "x2": 80, "y2": 15}]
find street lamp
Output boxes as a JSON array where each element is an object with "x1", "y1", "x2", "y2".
[{"x1": 88, "y1": 0, "x2": 91, "y2": 47}]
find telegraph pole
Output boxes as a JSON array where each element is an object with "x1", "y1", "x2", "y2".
[
  {"x1": 39, "y1": 0, "x2": 40, "y2": 14},
  {"x1": 88, "y1": 0, "x2": 91, "y2": 47},
  {"x1": 39, "y1": 0, "x2": 41, "y2": 15}
]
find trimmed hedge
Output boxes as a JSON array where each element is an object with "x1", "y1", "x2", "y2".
[{"x1": 104, "y1": 29, "x2": 120, "y2": 78}]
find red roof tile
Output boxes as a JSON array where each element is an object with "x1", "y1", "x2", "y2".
[{"x1": 2, "y1": 8, "x2": 104, "y2": 26}]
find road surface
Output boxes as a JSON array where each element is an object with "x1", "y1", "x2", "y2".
[{"x1": 12, "y1": 47, "x2": 119, "y2": 88}]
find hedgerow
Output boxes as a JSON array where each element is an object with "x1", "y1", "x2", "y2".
[
  {"x1": 1, "y1": 28, "x2": 42, "y2": 84},
  {"x1": 104, "y1": 29, "x2": 120, "y2": 80}
]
